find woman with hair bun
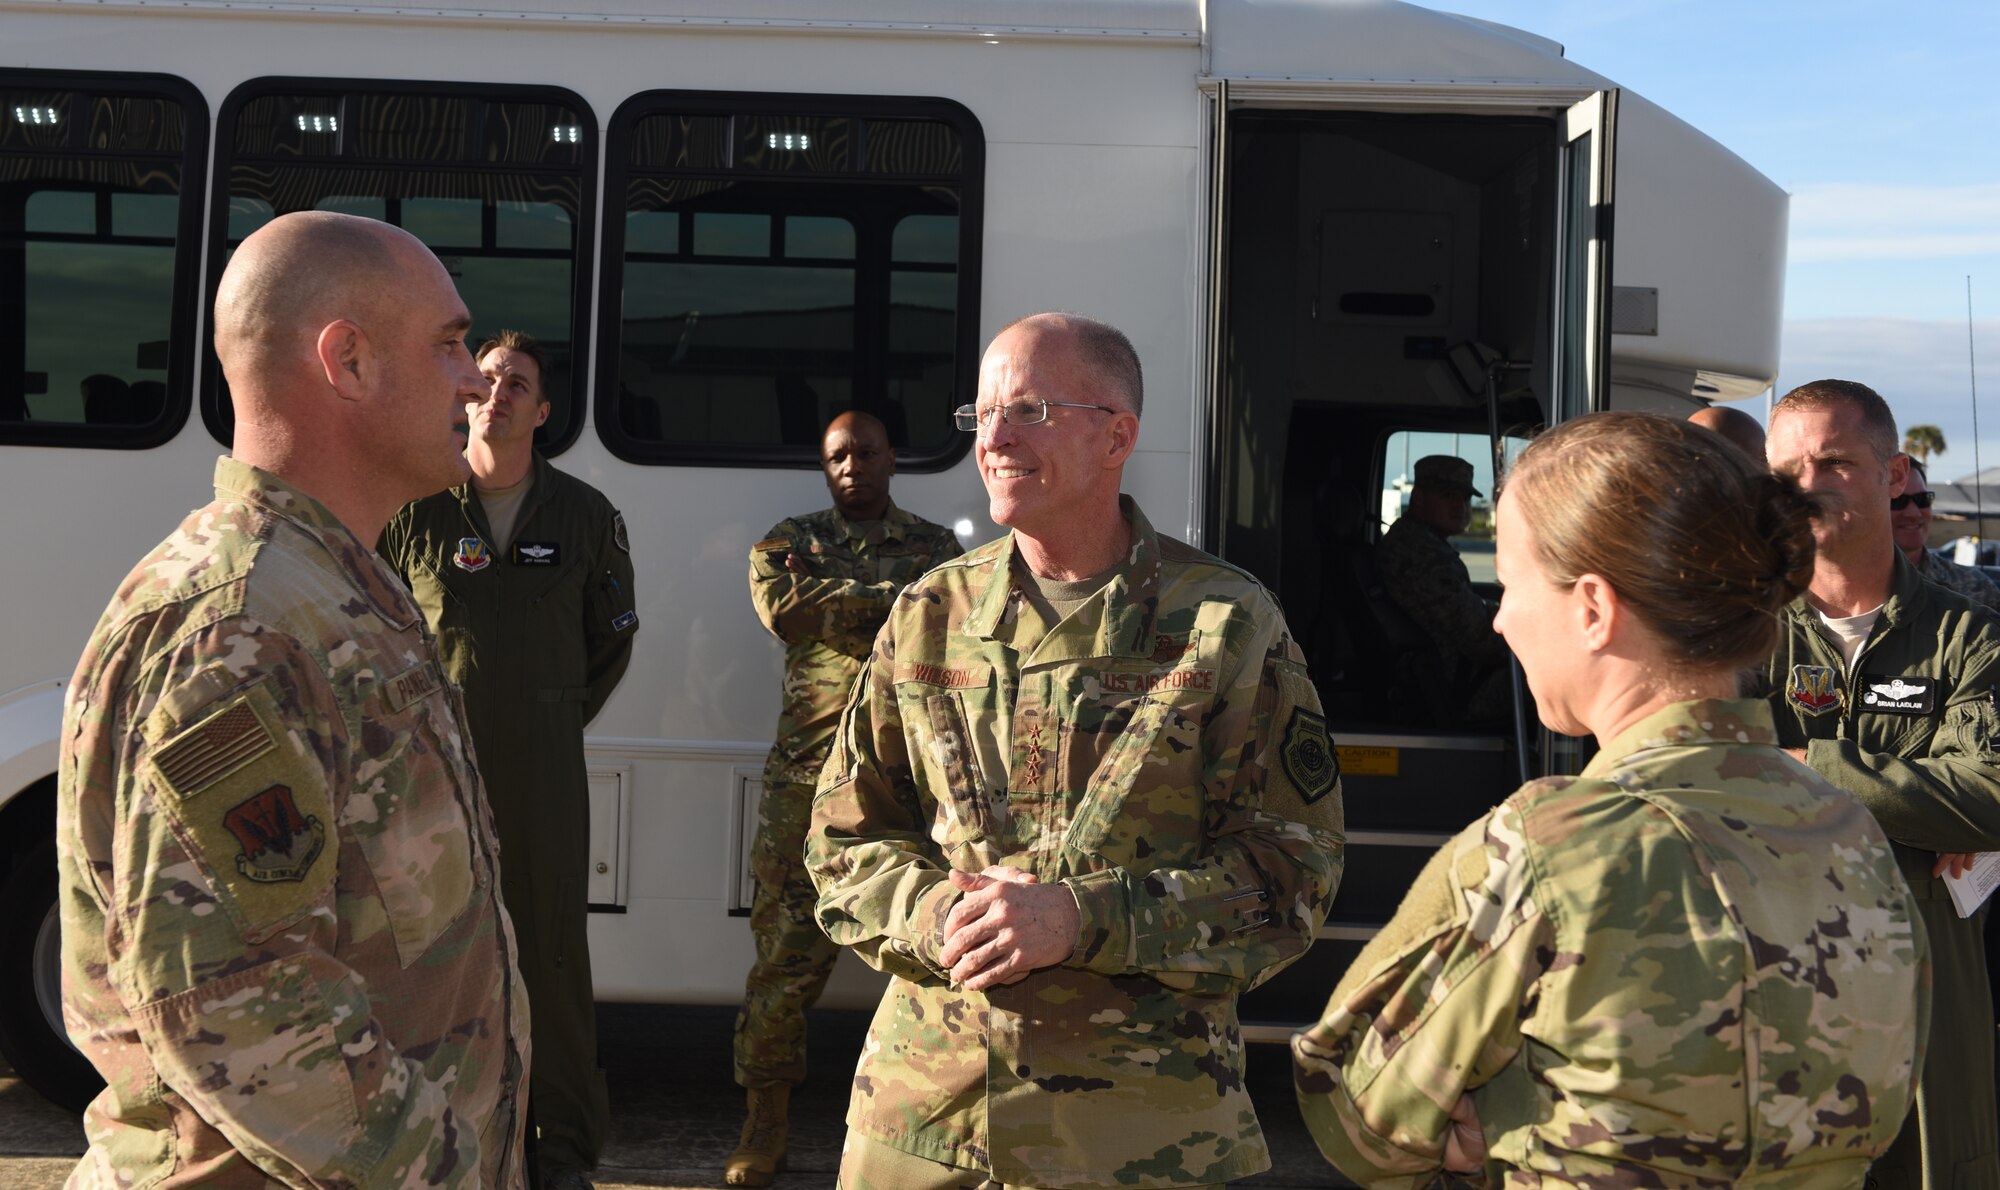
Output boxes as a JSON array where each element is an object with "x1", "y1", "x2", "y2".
[{"x1": 1294, "y1": 411, "x2": 1929, "y2": 1187}]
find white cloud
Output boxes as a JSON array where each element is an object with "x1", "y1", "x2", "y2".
[{"x1": 1789, "y1": 182, "x2": 2000, "y2": 264}]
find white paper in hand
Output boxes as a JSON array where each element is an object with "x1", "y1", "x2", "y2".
[{"x1": 1944, "y1": 852, "x2": 2000, "y2": 919}]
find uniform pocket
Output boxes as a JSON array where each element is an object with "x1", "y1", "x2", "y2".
[
  {"x1": 1065, "y1": 695, "x2": 1205, "y2": 867},
  {"x1": 345, "y1": 684, "x2": 477, "y2": 968}
]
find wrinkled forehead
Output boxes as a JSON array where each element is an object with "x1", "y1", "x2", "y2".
[{"x1": 1769, "y1": 403, "x2": 1880, "y2": 459}]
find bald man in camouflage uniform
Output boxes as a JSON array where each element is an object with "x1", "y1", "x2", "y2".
[
  {"x1": 726, "y1": 411, "x2": 961, "y2": 1186},
  {"x1": 808, "y1": 315, "x2": 1345, "y2": 1188},
  {"x1": 1293, "y1": 698, "x2": 1927, "y2": 1185},
  {"x1": 57, "y1": 212, "x2": 529, "y2": 1186},
  {"x1": 1376, "y1": 455, "x2": 1511, "y2": 721}
]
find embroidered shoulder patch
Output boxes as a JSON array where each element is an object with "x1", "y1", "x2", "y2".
[
  {"x1": 613, "y1": 511, "x2": 631, "y2": 554},
  {"x1": 224, "y1": 784, "x2": 326, "y2": 883},
  {"x1": 1281, "y1": 708, "x2": 1340, "y2": 804},
  {"x1": 152, "y1": 696, "x2": 276, "y2": 799},
  {"x1": 1788, "y1": 664, "x2": 1842, "y2": 716}
]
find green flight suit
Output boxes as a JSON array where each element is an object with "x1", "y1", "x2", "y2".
[
  {"x1": 380, "y1": 453, "x2": 638, "y2": 1178},
  {"x1": 807, "y1": 497, "x2": 1346, "y2": 1188},
  {"x1": 1759, "y1": 553, "x2": 2000, "y2": 1190},
  {"x1": 738, "y1": 503, "x2": 962, "y2": 1089}
]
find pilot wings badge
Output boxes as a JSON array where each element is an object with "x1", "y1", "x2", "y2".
[
  {"x1": 513, "y1": 541, "x2": 560, "y2": 566},
  {"x1": 1860, "y1": 673, "x2": 1936, "y2": 715},
  {"x1": 1788, "y1": 664, "x2": 1841, "y2": 716}
]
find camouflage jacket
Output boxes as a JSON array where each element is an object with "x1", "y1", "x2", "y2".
[
  {"x1": 58, "y1": 458, "x2": 530, "y2": 1188},
  {"x1": 1915, "y1": 549, "x2": 2000, "y2": 614},
  {"x1": 1293, "y1": 698, "x2": 1928, "y2": 1188},
  {"x1": 749, "y1": 502, "x2": 961, "y2": 788},
  {"x1": 807, "y1": 497, "x2": 1346, "y2": 1188},
  {"x1": 1374, "y1": 515, "x2": 1508, "y2": 669}
]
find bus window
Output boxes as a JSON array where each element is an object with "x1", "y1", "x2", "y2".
[
  {"x1": 0, "y1": 73, "x2": 206, "y2": 448},
  {"x1": 205, "y1": 80, "x2": 596, "y2": 450},
  {"x1": 598, "y1": 92, "x2": 982, "y2": 469},
  {"x1": 1376, "y1": 431, "x2": 1529, "y2": 583}
]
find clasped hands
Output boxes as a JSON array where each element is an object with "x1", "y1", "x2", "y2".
[{"x1": 936, "y1": 866, "x2": 1080, "y2": 991}]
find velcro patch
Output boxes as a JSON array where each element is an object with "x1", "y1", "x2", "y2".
[
  {"x1": 1099, "y1": 668, "x2": 1216, "y2": 695},
  {"x1": 385, "y1": 661, "x2": 442, "y2": 714},
  {"x1": 224, "y1": 784, "x2": 326, "y2": 883},
  {"x1": 895, "y1": 662, "x2": 992, "y2": 689},
  {"x1": 1859, "y1": 673, "x2": 1936, "y2": 715},
  {"x1": 152, "y1": 696, "x2": 277, "y2": 799},
  {"x1": 613, "y1": 511, "x2": 630, "y2": 554},
  {"x1": 612, "y1": 609, "x2": 639, "y2": 632},
  {"x1": 1281, "y1": 708, "x2": 1340, "y2": 805}
]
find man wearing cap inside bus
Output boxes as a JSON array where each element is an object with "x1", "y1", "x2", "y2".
[
  {"x1": 1375, "y1": 453, "x2": 1511, "y2": 722},
  {"x1": 806, "y1": 312, "x2": 1345, "y2": 1188},
  {"x1": 381, "y1": 329, "x2": 637, "y2": 1190}
]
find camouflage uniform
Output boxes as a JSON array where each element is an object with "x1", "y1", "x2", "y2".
[
  {"x1": 807, "y1": 497, "x2": 1346, "y2": 1189},
  {"x1": 1374, "y1": 514, "x2": 1508, "y2": 715},
  {"x1": 737, "y1": 503, "x2": 961, "y2": 1088},
  {"x1": 1915, "y1": 549, "x2": 2000, "y2": 614},
  {"x1": 57, "y1": 458, "x2": 530, "y2": 1188},
  {"x1": 1294, "y1": 698, "x2": 1928, "y2": 1187},
  {"x1": 1760, "y1": 552, "x2": 2000, "y2": 1190},
  {"x1": 379, "y1": 452, "x2": 638, "y2": 1178}
]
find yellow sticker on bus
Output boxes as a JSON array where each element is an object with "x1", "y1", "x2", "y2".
[{"x1": 1335, "y1": 745, "x2": 1400, "y2": 777}]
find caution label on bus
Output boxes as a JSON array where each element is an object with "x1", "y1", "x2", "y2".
[{"x1": 1334, "y1": 745, "x2": 1399, "y2": 777}]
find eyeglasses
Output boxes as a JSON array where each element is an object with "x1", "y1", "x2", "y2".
[
  {"x1": 953, "y1": 399, "x2": 1119, "y2": 431},
  {"x1": 1890, "y1": 491, "x2": 1936, "y2": 511}
]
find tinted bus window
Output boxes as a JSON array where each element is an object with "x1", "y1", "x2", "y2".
[
  {"x1": 0, "y1": 72, "x2": 207, "y2": 448},
  {"x1": 206, "y1": 80, "x2": 596, "y2": 450},
  {"x1": 600, "y1": 92, "x2": 982, "y2": 468}
]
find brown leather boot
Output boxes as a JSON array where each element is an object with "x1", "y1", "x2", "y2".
[{"x1": 723, "y1": 1084, "x2": 790, "y2": 1187}]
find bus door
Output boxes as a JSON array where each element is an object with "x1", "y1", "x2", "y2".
[{"x1": 1196, "y1": 83, "x2": 1618, "y2": 1031}]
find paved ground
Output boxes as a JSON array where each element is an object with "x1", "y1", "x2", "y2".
[{"x1": 0, "y1": 1004, "x2": 1351, "y2": 1188}]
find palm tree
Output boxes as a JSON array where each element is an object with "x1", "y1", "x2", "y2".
[{"x1": 1904, "y1": 424, "x2": 1948, "y2": 462}]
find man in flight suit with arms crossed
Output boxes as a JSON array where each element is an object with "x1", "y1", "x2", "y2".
[
  {"x1": 55, "y1": 211, "x2": 531, "y2": 1186},
  {"x1": 381, "y1": 329, "x2": 639, "y2": 1190},
  {"x1": 725, "y1": 409, "x2": 962, "y2": 1186},
  {"x1": 1761, "y1": 378, "x2": 2000, "y2": 1190},
  {"x1": 808, "y1": 313, "x2": 1346, "y2": 1188}
]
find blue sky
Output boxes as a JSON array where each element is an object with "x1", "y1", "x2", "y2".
[{"x1": 1445, "y1": 0, "x2": 2000, "y2": 480}]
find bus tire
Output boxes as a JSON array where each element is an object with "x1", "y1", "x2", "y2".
[{"x1": 0, "y1": 834, "x2": 103, "y2": 1114}]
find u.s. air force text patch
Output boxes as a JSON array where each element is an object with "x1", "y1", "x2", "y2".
[{"x1": 1281, "y1": 708, "x2": 1339, "y2": 804}]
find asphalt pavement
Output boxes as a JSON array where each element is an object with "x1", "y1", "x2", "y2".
[{"x1": 0, "y1": 1004, "x2": 1351, "y2": 1188}]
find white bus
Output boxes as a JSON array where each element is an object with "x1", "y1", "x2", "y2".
[{"x1": 0, "y1": 0, "x2": 1786, "y2": 1110}]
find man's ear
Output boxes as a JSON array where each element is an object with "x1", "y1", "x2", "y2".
[
  {"x1": 315, "y1": 320, "x2": 368, "y2": 401},
  {"x1": 533, "y1": 399, "x2": 552, "y2": 429},
  {"x1": 886, "y1": 447, "x2": 898, "y2": 479},
  {"x1": 1103, "y1": 410, "x2": 1139, "y2": 469},
  {"x1": 1888, "y1": 451, "x2": 1911, "y2": 491}
]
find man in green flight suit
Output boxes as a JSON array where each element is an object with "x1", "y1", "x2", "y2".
[
  {"x1": 726, "y1": 410, "x2": 963, "y2": 1186},
  {"x1": 1760, "y1": 379, "x2": 2000, "y2": 1190},
  {"x1": 807, "y1": 313, "x2": 1346, "y2": 1189},
  {"x1": 381, "y1": 330, "x2": 638, "y2": 1190}
]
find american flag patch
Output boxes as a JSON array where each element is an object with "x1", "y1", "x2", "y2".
[{"x1": 153, "y1": 698, "x2": 276, "y2": 798}]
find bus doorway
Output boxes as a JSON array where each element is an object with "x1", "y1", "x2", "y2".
[{"x1": 1210, "y1": 102, "x2": 1610, "y2": 1029}]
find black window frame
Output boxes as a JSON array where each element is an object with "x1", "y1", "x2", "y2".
[
  {"x1": 0, "y1": 69, "x2": 209, "y2": 451},
  {"x1": 202, "y1": 76, "x2": 598, "y2": 453},
  {"x1": 598, "y1": 89, "x2": 983, "y2": 471}
]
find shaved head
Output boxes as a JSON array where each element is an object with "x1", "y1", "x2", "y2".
[
  {"x1": 824, "y1": 409, "x2": 887, "y2": 447},
  {"x1": 1687, "y1": 405, "x2": 1766, "y2": 461},
  {"x1": 214, "y1": 211, "x2": 440, "y2": 401},
  {"x1": 212, "y1": 210, "x2": 484, "y2": 544}
]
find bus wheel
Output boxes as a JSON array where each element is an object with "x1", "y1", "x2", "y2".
[{"x1": 0, "y1": 835, "x2": 103, "y2": 1113}]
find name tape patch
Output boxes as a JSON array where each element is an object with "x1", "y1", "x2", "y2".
[
  {"x1": 385, "y1": 661, "x2": 443, "y2": 714},
  {"x1": 1860, "y1": 673, "x2": 1936, "y2": 716},
  {"x1": 895, "y1": 662, "x2": 990, "y2": 689},
  {"x1": 513, "y1": 541, "x2": 560, "y2": 566}
]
